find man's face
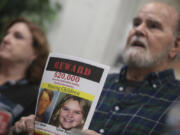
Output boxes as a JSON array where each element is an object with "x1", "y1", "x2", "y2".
[{"x1": 122, "y1": 3, "x2": 177, "y2": 68}]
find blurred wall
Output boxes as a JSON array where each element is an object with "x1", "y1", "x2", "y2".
[
  {"x1": 48, "y1": 0, "x2": 180, "y2": 71},
  {"x1": 48, "y1": 0, "x2": 145, "y2": 65}
]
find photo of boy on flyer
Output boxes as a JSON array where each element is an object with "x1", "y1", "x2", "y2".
[{"x1": 35, "y1": 89, "x2": 58, "y2": 123}]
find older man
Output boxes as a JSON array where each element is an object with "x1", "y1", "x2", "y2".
[
  {"x1": 86, "y1": 1, "x2": 180, "y2": 135},
  {"x1": 13, "y1": 1, "x2": 180, "y2": 135}
]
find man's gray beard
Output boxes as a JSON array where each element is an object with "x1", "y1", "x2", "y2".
[{"x1": 121, "y1": 47, "x2": 170, "y2": 68}]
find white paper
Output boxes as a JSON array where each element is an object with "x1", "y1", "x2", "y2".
[{"x1": 34, "y1": 53, "x2": 109, "y2": 135}]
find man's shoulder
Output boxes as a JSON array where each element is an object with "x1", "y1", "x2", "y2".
[
  {"x1": 171, "y1": 78, "x2": 180, "y2": 88},
  {"x1": 107, "y1": 73, "x2": 120, "y2": 80},
  {"x1": 103, "y1": 73, "x2": 120, "y2": 88}
]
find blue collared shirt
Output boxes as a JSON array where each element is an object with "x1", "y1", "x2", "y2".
[{"x1": 90, "y1": 66, "x2": 180, "y2": 135}]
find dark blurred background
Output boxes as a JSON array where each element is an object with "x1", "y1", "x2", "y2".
[{"x1": 0, "y1": 0, "x2": 61, "y2": 39}]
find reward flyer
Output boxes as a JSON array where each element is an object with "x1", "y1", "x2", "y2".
[{"x1": 34, "y1": 53, "x2": 109, "y2": 135}]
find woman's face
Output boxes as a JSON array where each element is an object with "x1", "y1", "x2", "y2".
[
  {"x1": 0, "y1": 22, "x2": 36, "y2": 64},
  {"x1": 59, "y1": 99, "x2": 84, "y2": 130}
]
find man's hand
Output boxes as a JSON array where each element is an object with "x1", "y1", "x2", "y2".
[
  {"x1": 14, "y1": 114, "x2": 35, "y2": 135},
  {"x1": 83, "y1": 129, "x2": 101, "y2": 135}
]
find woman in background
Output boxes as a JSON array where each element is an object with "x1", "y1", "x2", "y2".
[{"x1": 0, "y1": 17, "x2": 50, "y2": 126}]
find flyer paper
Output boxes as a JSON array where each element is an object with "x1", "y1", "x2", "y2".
[{"x1": 34, "y1": 53, "x2": 109, "y2": 135}]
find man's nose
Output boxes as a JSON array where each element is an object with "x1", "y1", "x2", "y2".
[{"x1": 134, "y1": 23, "x2": 146, "y2": 37}]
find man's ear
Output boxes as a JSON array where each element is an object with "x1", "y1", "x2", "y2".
[{"x1": 169, "y1": 36, "x2": 180, "y2": 59}]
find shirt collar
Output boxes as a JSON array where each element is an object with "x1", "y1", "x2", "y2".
[
  {"x1": 118, "y1": 65, "x2": 176, "y2": 84},
  {"x1": 8, "y1": 79, "x2": 28, "y2": 85},
  {"x1": 0, "y1": 78, "x2": 28, "y2": 89}
]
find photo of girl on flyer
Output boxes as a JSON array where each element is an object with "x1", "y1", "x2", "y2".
[{"x1": 49, "y1": 94, "x2": 91, "y2": 130}]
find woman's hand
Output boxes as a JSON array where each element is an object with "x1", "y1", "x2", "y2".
[{"x1": 14, "y1": 114, "x2": 35, "y2": 135}]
